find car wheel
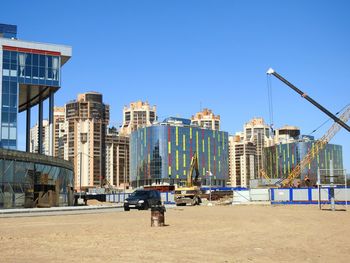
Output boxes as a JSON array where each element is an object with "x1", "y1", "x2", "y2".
[
  {"x1": 124, "y1": 207, "x2": 130, "y2": 211},
  {"x1": 143, "y1": 202, "x2": 149, "y2": 210}
]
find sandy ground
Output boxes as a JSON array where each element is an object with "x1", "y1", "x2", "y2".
[{"x1": 1, "y1": 205, "x2": 350, "y2": 263}]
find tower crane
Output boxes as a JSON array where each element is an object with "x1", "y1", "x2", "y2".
[{"x1": 266, "y1": 68, "x2": 350, "y2": 187}]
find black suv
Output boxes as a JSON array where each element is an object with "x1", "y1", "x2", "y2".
[{"x1": 124, "y1": 190, "x2": 161, "y2": 211}]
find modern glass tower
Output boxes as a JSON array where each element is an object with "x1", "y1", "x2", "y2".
[
  {"x1": 0, "y1": 23, "x2": 72, "y2": 152},
  {"x1": 130, "y1": 119, "x2": 229, "y2": 188}
]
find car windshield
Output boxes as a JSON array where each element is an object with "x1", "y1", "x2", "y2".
[{"x1": 130, "y1": 190, "x2": 149, "y2": 197}]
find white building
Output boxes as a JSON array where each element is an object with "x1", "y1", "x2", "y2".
[
  {"x1": 30, "y1": 120, "x2": 50, "y2": 155},
  {"x1": 228, "y1": 118, "x2": 272, "y2": 187},
  {"x1": 228, "y1": 133, "x2": 256, "y2": 187},
  {"x1": 191, "y1": 108, "x2": 220, "y2": 130},
  {"x1": 119, "y1": 101, "x2": 157, "y2": 136}
]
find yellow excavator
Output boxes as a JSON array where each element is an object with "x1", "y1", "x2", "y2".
[{"x1": 174, "y1": 153, "x2": 201, "y2": 206}]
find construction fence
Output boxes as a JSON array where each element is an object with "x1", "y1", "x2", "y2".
[{"x1": 104, "y1": 187, "x2": 349, "y2": 205}]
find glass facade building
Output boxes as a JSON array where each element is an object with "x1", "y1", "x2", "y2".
[
  {"x1": 0, "y1": 149, "x2": 74, "y2": 209},
  {"x1": 263, "y1": 141, "x2": 343, "y2": 182},
  {"x1": 0, "y1": 23, "x2": 71, "y2": 152},
  {"x1": 0, "y1": 24, "x2": 73, "y2": 209},
  {"x1": 1, "y1": 48, "x2": 60, "y2": 148},
  {"x1": 130, "y1": 125, "x2": 229, "y2": 188}
]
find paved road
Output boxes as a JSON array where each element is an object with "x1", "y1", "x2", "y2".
[
  {"x1": 0, "y1": 204, "x2": 176, "y2": 218},
  {"x1": 0, "y1": 205, "x2": 123, "y2": 218}
]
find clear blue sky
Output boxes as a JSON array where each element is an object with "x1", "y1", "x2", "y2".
[{"x1": 3, "y1": 0, "x2": 349, "y2": 171}]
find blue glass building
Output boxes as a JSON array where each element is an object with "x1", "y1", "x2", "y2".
[
  {"x1": 0, "y1": 23, "x2": 71, "y2": 151},
  {"x1": 130, "y1": 121, "x2": 229, "y2": 188},
  {"x1": 263, "y1": 141, "x2": 343, "y2": 182},
  {"x1": 0, "y1": 24, "x2": 74, "y2": 209}
]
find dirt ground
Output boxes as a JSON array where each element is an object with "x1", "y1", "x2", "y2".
[{"x1": 1, "y1": 205, "x2": 350, "y2": 263}]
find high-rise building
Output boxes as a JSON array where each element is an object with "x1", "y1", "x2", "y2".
[
  {"x1": 30, "y1": 119, "x2": 50, "y2": 155},
  {"x1": 105, "y1": 128, "x2": 130, "y2": 189},
  {"x1": 53, "y1": 106, "x2": 65, "y2": 157},
  {"x1": 228, "y1": 133, "x2": 256, "y2": 187},
  {"x1": 30, "y1": 107, "x2": 66, "y2": 157},
  {"x1": 243, "y1": 118, "x2": 272, "y2": 173},
  {"x1": 191, "y1": 108, "x2": 220, "y2": 130},
  {"x1": 64, "y1": 92, "x2": 110, "y2": 190},
  {"x1": 119, "y1": 101, "x2": 157, "y2": 136},
  {"x1": 130, "y1": 117, "x2": 229, "y2": 188},
  {"x1": 228, "y1": 118, "x2": 272, "y2": 187}
]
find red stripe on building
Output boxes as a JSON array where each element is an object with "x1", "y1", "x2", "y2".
[
  {"x1": 168, "y1": 127, "x2": 172, "y2": 166},
  {"x1": 3, "y1": 45, "x2": 61, "y2": 56},
  {"x1": 190, "y1": 138, "x2": 193, "y2": 159}
]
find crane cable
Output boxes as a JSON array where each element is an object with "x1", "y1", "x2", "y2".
[
  {"x1": 308, "y1": 103, "x2": 350, "y2": 135},
  {"x1": 266, "y1": 74, "x2": 274, "y2": 133}
]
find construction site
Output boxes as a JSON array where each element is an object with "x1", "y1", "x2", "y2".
[{"x1": 1, "y1": 12, "x2": 350, "y2": 262}]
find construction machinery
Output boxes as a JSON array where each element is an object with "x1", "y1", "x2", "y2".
[
  {"x1": 266, "y1": 68, "x2": 350, "y2": 187},
  {"x1": 174, "y1": 153, "x2": 202, "y2": 206}
]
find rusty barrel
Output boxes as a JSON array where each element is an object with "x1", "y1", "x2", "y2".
[{"x1": 151, "y1": 205, "x2": 166, "y2": 227}]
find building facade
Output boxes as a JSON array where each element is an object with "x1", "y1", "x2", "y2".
[
  {"x1": 228, "y1": 118, "x2": 272, "y2": 187},
  {"x1": 191, "y1": 108, "x2": 220, "y2": 130},
  {"x1": 30, "y1": 119, "x2": 50, "y2": 155},
  {"x1": 228, "y1": 134, "x2": 257, "y2": 187},
  {"x1": 53, "y1": 106, "x2": 65, "y2": 157},
  {"x1": 105, "y1": 128, "x2": 130, "y2": 189},
  {"x1": 130, "y1": 120, "x2": 229, "y2": 188},
  {"x1": 0, "y1": 23, "x2": 74, "y2": 209},
  {"x1": 243, "y1": 118, "x2": 272, "y2": 173},
  {"x1": 263, "y1": 141, "x2": 343, "y2": 184},
  {"x1": 119, "y1": 101, "x2": 157, "y2": 136},
  {"x1": 63, "y1": 92, "x2": 110, "y2": 190},
  {"x1": 273, "y1": 125, "x2": 301, "y2": 145},
  {"x1": 0, "y1": 23, "x2": 71, "y2": 153}
]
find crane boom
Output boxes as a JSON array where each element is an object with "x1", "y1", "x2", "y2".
[
  {"x1": 266, "y1": 68, "x2": 350, "y2": 133},
  {"x1": 281, "y1": 105, "x2": 350, "y2": 186}
]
